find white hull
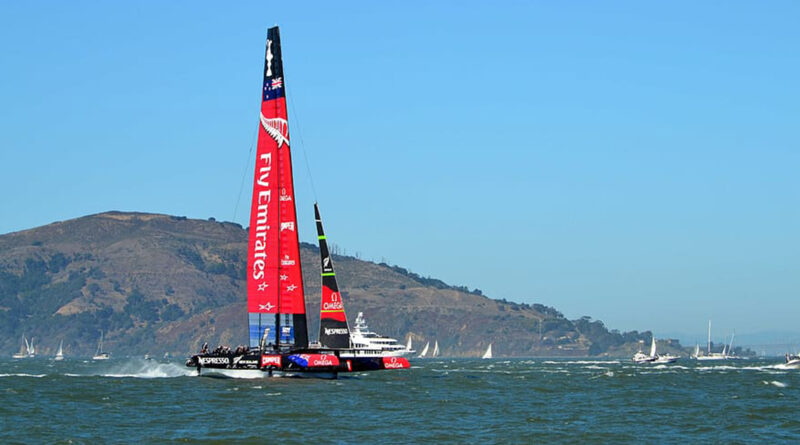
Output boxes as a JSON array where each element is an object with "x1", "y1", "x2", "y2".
[
  {"x1": 54, "y1": 356, "x2": 64, "y2": 361},
  {"x1": 340, "y1": 348, "x2": 404, "y2": 359},
  {"x1": 92, "y1": 354, "x2": 110, "y2": 360},
  {"x1": 12, "y1": 353, "x2": 27, "y2": 359},
  {"x1": 695, "y1": 355, "x2": 727, "y2": 361},
  {"x1": 784, "y1": 359, "x2": 800, "y2": 369},
  {"x1": 349, "y1": 312, "x2": 411, "y2": 357}
]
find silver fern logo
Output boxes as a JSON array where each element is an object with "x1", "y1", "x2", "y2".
[{"x1": 260, "y1": 114, "x2": 290, "y2": 147}]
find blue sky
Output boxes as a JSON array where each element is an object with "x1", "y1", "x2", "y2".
[{"x1": 1, "y1": 1, "x2": 798, "y2": 341}]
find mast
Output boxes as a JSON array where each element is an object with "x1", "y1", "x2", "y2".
[
  {"x1": 246, "y1": 26, "x2": 308, "y2": 350},
  {"x1": 315, "y1": 203, "x2": 351, "y2": 349},
  {"x1": 728, "y1": 330, "x2": 735, "y2": 356},
  {"x1": 707, "y1": 320, "x2": 711, "y2": 354}
]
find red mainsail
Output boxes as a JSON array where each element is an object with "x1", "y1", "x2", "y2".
[{"x1": 246, "y1": 26, "x2": 308, "y2": 349}]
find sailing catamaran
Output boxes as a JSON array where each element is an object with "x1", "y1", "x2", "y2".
[
  {"x1": 92, "y1": 331, "x2": 110, "y2": 360},
  {"x1": 185, "y1": 26, "x2": 408, "y2": 378},
  {"x1": 432, "y1": 340, "x2": 440, "y2": 358}
]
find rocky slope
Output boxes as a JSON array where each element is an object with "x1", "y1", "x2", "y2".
[{"x1": 0, "y1": 212, "x2": 669, "y2": 358}]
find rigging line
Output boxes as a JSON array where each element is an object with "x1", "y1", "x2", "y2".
[
  {"x1": 285, "y1": 84, "x2": 318, "y2": 202},
  {"x1": 232, "y1": 120, "x2": 259, "y2": 223}
]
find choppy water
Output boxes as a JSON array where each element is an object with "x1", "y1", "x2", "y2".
[{"x1": 1, "y1": 357, "x2": 798, "y2": 443}]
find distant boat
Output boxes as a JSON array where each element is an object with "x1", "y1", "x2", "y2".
[
  {"x1": 341, "y1": 310, "x2": 410, "y2": 357},
  {"x1": 92, "y1": 331, "x2": 110, "y2": 360},
  {"x1": 696, "y1": 320, "x2": 727, "y2": 361},
  {"x1": 482, "y1": 344, "x2": 493, "y2": 359},
  {"x1": 27, "y1": 337, "x2": 36, "y2": 357},
  {"x1": 418, "y1": 342, "x2": 430, "y2": 358},
  {"x1": 692, "y1": 344, "x2": 700, "y2": 359},
  {"x1": 432, "y1": 341, "x2": 440, "y2": 358},
  {"x1": 54, "y1": 340, "x2": 64, "y2": 361},
  {"x1": 12, "y1": 335, "x2": 29, "y2": 359},
  {"x1": 405, "y1": 338, "x2": 415, "y2": 355},
  {"x1": 784, "y1": 353, "x2": 800, "y2": 369},
  {"x1": 632, "y1": 337, "x2": 657, "y2": 363},
  {"x1": 652, "y1": 338, "x2": 678, "y2": 364}
]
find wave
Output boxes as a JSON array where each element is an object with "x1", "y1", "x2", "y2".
[
  {"x1": 100, "y1": 361, "x2": 196, "y2": 378},
  {"x1": 544, "y1": 360, "x2": 620, "y2": 365},
  {"x1": 0, "y1": 373, "x2": 46, "y2": 378}
]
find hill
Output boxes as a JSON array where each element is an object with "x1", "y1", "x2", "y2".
[{"x1": 0, "y1": 212, "x2": 675, "y2": 358}]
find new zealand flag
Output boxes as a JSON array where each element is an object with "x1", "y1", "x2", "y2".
[{"x1": 263, "y1": 26, "x2": 286, "y2": 102}]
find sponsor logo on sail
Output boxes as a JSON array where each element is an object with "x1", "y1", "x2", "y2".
[
  {"x1": 323, "y1": 301, "x2": 344, "y2": 311},
  {"x1": 281, "y1": 255, "x2": 295, "y2": 266},
  {"x1": 251, "y1": 152, "x2": 273, "y2": 281},
  {"x1": 324, "y1": 328, "x2": 349, "y2": 335},
  {"x1": 265, "y1": 39, "x2": 274, "y2": 77},
  {"x1": 280, "y1": 222, "x2": 295, "y2": 231},
  {"x1": 260, "y1": 114, "x2": 290, "y2": 148}
]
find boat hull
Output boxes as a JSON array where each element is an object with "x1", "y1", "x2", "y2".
[
  {"x1": 186, "y1": 349, "x2": 409, "y2": 378},
  {"x1": 198, "y1": 367, "x2": 337, "y2": 379}
]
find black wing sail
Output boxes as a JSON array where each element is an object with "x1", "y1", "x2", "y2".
[{"x1": 315, "y1": 203, "x2": 351, "y2": 349}]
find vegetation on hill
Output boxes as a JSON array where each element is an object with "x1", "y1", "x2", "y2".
[{"x1": 1, "y1": 212, "x2": 680, "y2": 357}]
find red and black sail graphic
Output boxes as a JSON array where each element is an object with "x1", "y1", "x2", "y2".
[
  {"x1": 315, "y1": 203, "x2": 351, "y2": 349},
  {"x1": 246, "y1": 26, "x2": 308, "y2": 349}
]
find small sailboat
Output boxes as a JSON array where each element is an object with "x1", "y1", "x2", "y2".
[
  {"x1": 432, "y1": 340, "x2": 440, "y2": 358},
  {"x1": 692, "y1": 344, "x2": 700, "y2": 359},
  {"x1": 54, "y1": 340, "x2": 64, "y2": 361},
  {"x1": 92, "y1": 331, "x2": 110, "y2": 360},
  {"x1": 652, "y1": 337, "x2": 678, "y2": 364},
  {"x1": 696, "y1": 320, "x2": 726, "y2": 361},
  {"x1": 12, "y1": 335, "x2": 29, "y2": 359},
  {"x1": 418, "y1": 342, "x2": 430, "y2": 358},
  {"x1": 482, "y1": 344, "x2": 493, "y2": 359},
  {"x1": 27, "y1": 337, "x2": 36, "y2": 357},
  {"x1": 633, "y1": 336, "x2": 678, "y2": 364},
  {"x1": 405, "y1": 338, "x2": 415, "y2": 355}
]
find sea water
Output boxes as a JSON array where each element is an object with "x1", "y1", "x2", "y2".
[{"x1": 1, "y1": 357, "x2": 798, "y2": 443}]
